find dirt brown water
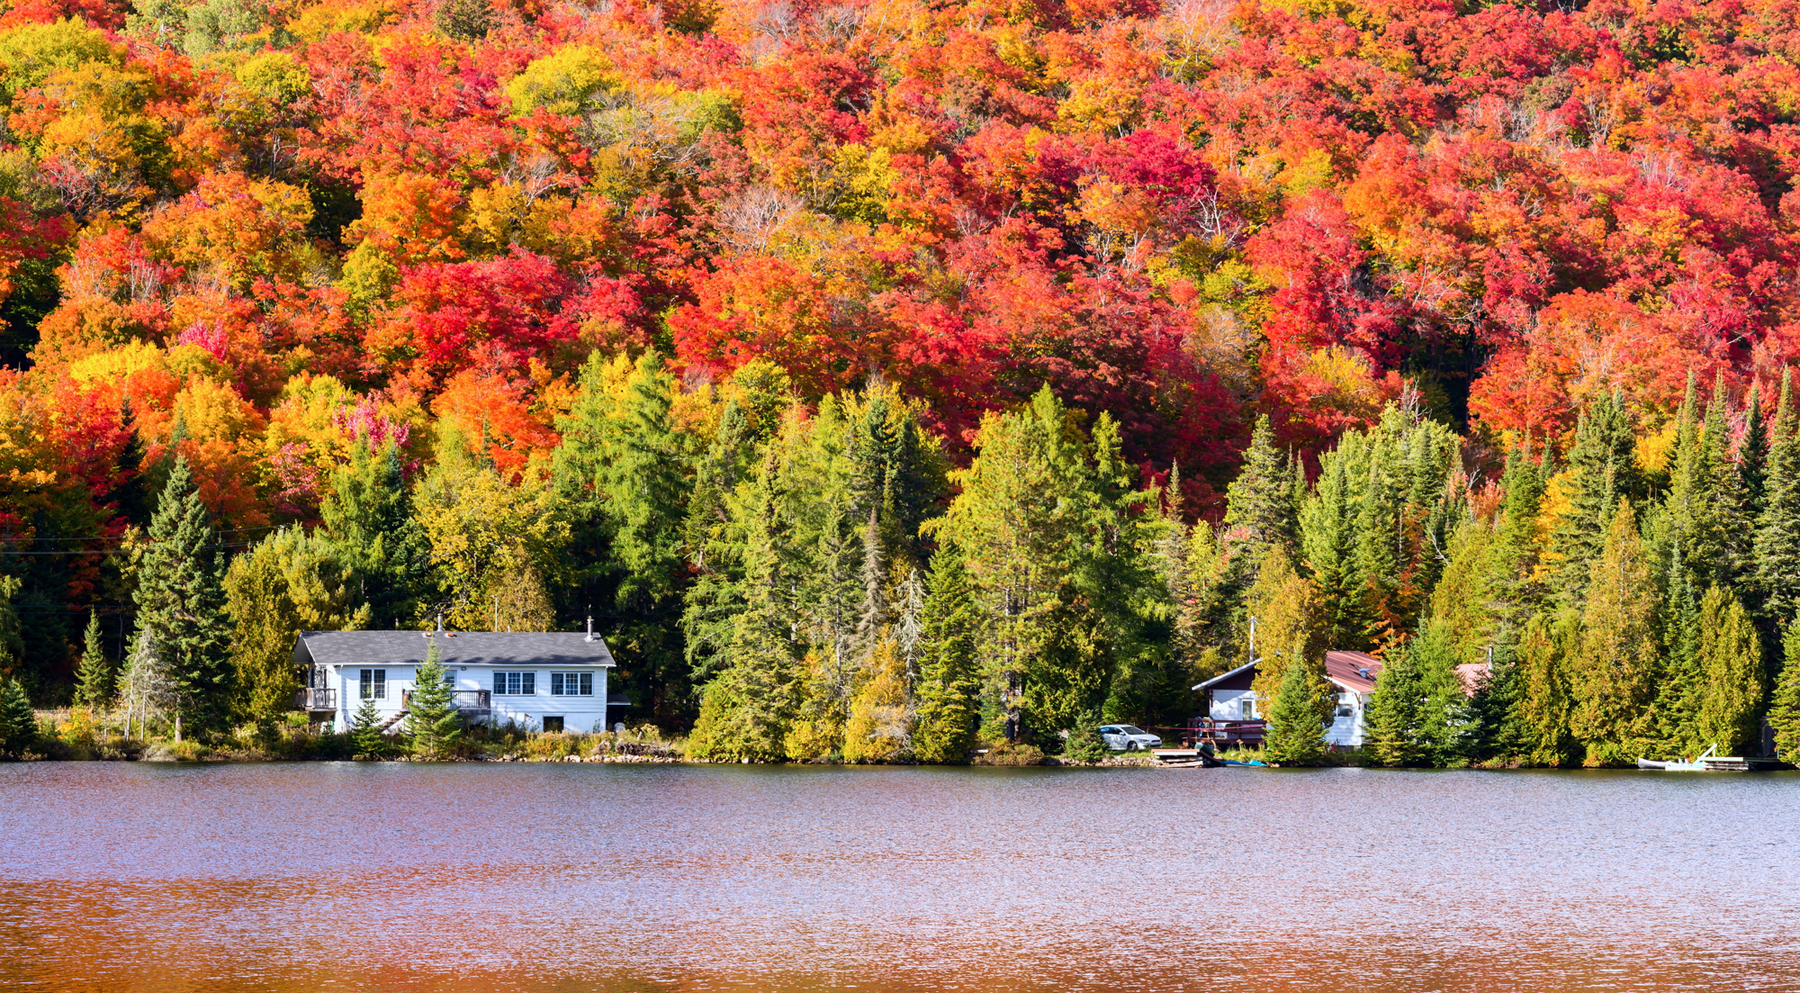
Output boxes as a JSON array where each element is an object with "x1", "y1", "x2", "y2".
[{"x1": 3, "y1": 761, "x2": 1798, "y2": 992}]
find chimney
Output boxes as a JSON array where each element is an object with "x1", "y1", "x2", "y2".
[
  {"x1": 436, "y1": 613, "x2": 443, "y2": 635},
  {"x1": 585, "y1": 616, "x2": 594, "y2": 642}
]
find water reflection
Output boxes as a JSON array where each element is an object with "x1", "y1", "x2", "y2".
[{"x1": 3, "y1": 763, "x2": 1798, "y2": 992}]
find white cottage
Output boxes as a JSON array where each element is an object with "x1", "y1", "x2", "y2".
[
  {"x1": 292, "y1": 627, "x2": 623, "y2": 734},
  {"x1": 1192, "y1": 650, "x2": 1385, "y2": 748}
]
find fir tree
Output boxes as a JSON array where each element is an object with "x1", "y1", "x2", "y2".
[
  {"x1": 320, "y1": 439, "x2": 430, "y2": 628},
  {"x1": 1702, "y1": 372, "x2": 1749, "y2": 586},
  {"x1": 133, "y1": 456, "x2": 231, "y2": 741},
  {"x1": 73, "y1": 610, "x2": 114, "y2": 711},
  {"x1": 1756, "y1": 370, "x2": 1800, "y2": 624},
  {"x1": 598, "y1": 352, "x2": 691, "y2": 725},
  {"x1": 1567, "y1": 500, "x2": 1659, "y2": 764},
  {"x1": 1516, "y1": 612, "x2": 1577, "y2": 766},
  {"x1": 1362, "y1": 620, "x2": 1466, "y2": 766},
  {"x1": 912, "y1": 547, "x2": 982, "y2": 764},
  {"x1": 1301, "y1": 452, "x2": 1363, "y2": 650},
  {"x1": 1262, "y1": 654, "x2": 1328, "y2": 766},
  {"x1": 1655, "y1": 548, "x2": 1701, "y2": 751},
  {"x1": 406, "y1": 642, "x2": 461, "y2": 760},
  {"x1": 1223, "y1": 414, "x2": 1297, "y2": 573},
  {"x1": 1362, "y1": 644, "x2": 1423, "y2": 767},
  {"x1": 1740, "y1": 380, "x2": 1769, "y2": 523},
  {"x1": 348, "y1": 696, "x2": 387, "y2": 759},
  {"x1": 686, "y1": 448, "x2": 801, "y2": 761},
  {"x1": 0, "y1": 677, "x2": 34, "y2": 759},
  {"x1": 1552, "y1": 391, "x2": 1639, "y2": 604},
  {"x1": 1689, "y1": 586, "x2": 1763, "y2": 756},
  {"x1": 1768, "y1": 621, "x2": 1800, "y2": 763},
  {"x1": 1062, "y1": 708, "x2": 1109, "y2": 762}
]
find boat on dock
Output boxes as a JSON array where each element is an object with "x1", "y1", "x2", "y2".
[{"x1": 1636, "y1": 744, "x2": 1771, "y2": 771}]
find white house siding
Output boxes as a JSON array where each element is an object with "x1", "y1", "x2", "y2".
[
  {"x1": 1209, "y1": 689, "x2": 1259, "y2": 722},
  {"x1": 328, "y1": 666, "x2": 610, "y2": 733},
  {"x1": 1324, "y1": 691, "x2": 1374, "y2": 748},
  {"x1": 486, "y1": 668, "x2": 610, "y2": 732}
]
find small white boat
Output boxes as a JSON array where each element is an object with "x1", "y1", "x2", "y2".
[{"x1": 1637, "y1": 744, "x2": 1752, "y2": 772}]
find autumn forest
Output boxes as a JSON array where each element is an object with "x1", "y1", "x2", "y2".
[{"x1": 6, "y1": 0, "x2": 1800, "y2": 764}]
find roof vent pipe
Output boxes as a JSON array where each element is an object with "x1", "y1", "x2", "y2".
[
  {"x1": 585, "y1": 616, "x2": 594, "y2": 642},
  {"x1": 436, "y1": 613, "x2": 443, "y2": 635}
]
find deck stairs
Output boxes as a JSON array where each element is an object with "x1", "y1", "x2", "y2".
[{"x1": 377, "y1": 709, "x2": 410, "y2": 734}]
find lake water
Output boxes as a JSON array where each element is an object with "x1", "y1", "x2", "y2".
[{"x1": 2, "y1": 762, "x2": 1798, "y2": 992}]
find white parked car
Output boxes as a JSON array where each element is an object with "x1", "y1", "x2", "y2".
[{"x1": 1099, "y1": 725, "x2": 1162, "y2": 750}]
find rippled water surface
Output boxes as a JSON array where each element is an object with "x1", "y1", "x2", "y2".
[{"x1": 3, "y1": 762, "x2": 1798, "y2": 992}]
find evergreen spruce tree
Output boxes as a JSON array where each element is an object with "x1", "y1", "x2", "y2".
[
  {"x1": 349, "y1": 696, "x2": 386, "y2": 759},
  {"x1": 1756, "y1": 370, "x2": 1800, "y2": 625},
  {"x1": 1689, "y1": 586, "x2": 1764, "y2": 756},
  {"x1": 1262, "y1": 655, "x2": 1328, "y2": 766},
  {"x1": 1568, "y1": 501, "x2": 1659, "y2": 764},
  {"x1": 320, "y1": 439, "x2": 430, "y2": 628},
  {"x1": 1362, "y1": 644, "x2": 1423, "y2": 767},
  {"x1": 1463, "y1": 645, "x2": 1528, "y2": 765},
  {"x1": 1517, "y1": 612, "x2": 1577, "y2": 766},
  {"x1": 133, "y1": 456, "x2": 232, "y2": 740},
  {"x1": 1062, "y1": 708, "x2": 1109, "y2": 762},
  {"x1": 1702, "y1": 372, "x2": 1750, "y2": 586},
  {"x1": 686, "y1": 448, "x2": 800, "y2": 762},
  {"x1": 1223, "y1": 415, "x2": 1297, "y2": 573},
  {"x1": 73, "y1": 610, "x2": 114, "y2": 711},
  {"x1": 0, "y1": 677, "x2": 34, "y2": 759},
  {"x1": 1362, "y1": 620, "x2": 1466, "y2": 767},
  {"x1": 1768, "y1": 621, "x2": 1800, "y2": 763},
  {"x1": 912, "y1": 547, "x2": 981, "y2": 764},
  {"x1": 598, "y1": 352, "x2": 691, "y2": 725},
  {"x1": 1301, "y1": 451, "x2": 1364, "y2": 651},
  {"x1": 406, "y1": 642, "x2": 461, "y2": 760},
  {"x1": 1552, "y1": 392, "x2": 1639, "y2": 604},
  {"x1": 1740, "y1": 381, "x2": 1770, "y2": 523},
  {"x1": 1655, "y1": 549, "x2": 1701, "y2": 752}
]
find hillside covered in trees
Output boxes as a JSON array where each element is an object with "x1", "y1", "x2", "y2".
[{"x1": 7, "y1": 0, "x2": 1800, "y2": 762}]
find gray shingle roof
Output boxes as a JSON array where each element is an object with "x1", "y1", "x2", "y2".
[{"x1": 295, "y1": 631, "x2": 615, "y2": 668}]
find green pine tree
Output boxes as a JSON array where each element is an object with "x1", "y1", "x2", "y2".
[
  {"x1": 1552, "y1": 391, "x2": 1639, "y2": 604},
  {"x1": 321, "y1": 440, "x2": 431, "y2": 629},
  {"x1": 348, "y1": 696, "x2": 387, "y2": 759},
  {"x1": 1223, "y1": 414, "x2": 1298, "y2": 573},
  {"x1": 74, "y1": 610, "x2": 115, "y2": 711},
  {"x1": 406, "y1": 642, "x2": 461, "y2": 760},
  {"x1": 134, "y1": 456, "x2": 232, "y2": 741},
  {"x1": 1362, "y1": 643, "x2": 1423, "y2": 767},
  {"x1": 1756, "y1": 370, "x2": 1800, "y2": 624},
  {"x1": 598, "y1": 352, "x2": 691, "y2": 726},
  {"x1": 912, "y1": 546, "x2": 982, "y2": 764},
  {"x1": 686, "y1": 447, "x2": 801, "y2": 762},
  {"x1": 1262, "y1": 654, "x2": 1329, "y2": 766},
  {"x1": 1516, "y1": 611, "x2": 1577, "y2": 767},
  {"x1": 1062, "y1": 708, "x2": 1109, "y2": 762},
  {"x1": 1740, "y1": 380, "x2": 1769, "y2": 523},
  {"x1": 1655, "y1": 548, "x2": 1701, "y2": 752},
  {"x1": 1689, "y1": 586, "x2": 1764, "y2": 756},
  {"x1": 1567, "y1": 500, "x2": 1659, "y2": 764},
  {"x1": 0, "y1": 677, "x2": 34, "y2": 759},
  {"x1": 1768, "y1": 621, "x2": 1800, "y2": 763}
]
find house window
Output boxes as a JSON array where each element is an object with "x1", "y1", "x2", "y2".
[
  {"x1": 360, "y1": 669, "x2": 386, "y2": 700},
  {"x1": 1335, "y1": 694, "x2": 1354, "y2": 718},
  {"x1": 543, "y1": 716, "x2": 564, "y2": 733},
  {"x1": 1240, "y1": 698, "x2": 1256, "y2": 720},
  {"x1": 551, "y1": 672, "x2": 594, "y2": 696},
  {"x1": 494, "y1": 672, "x2": 536, "y2": 695}
]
